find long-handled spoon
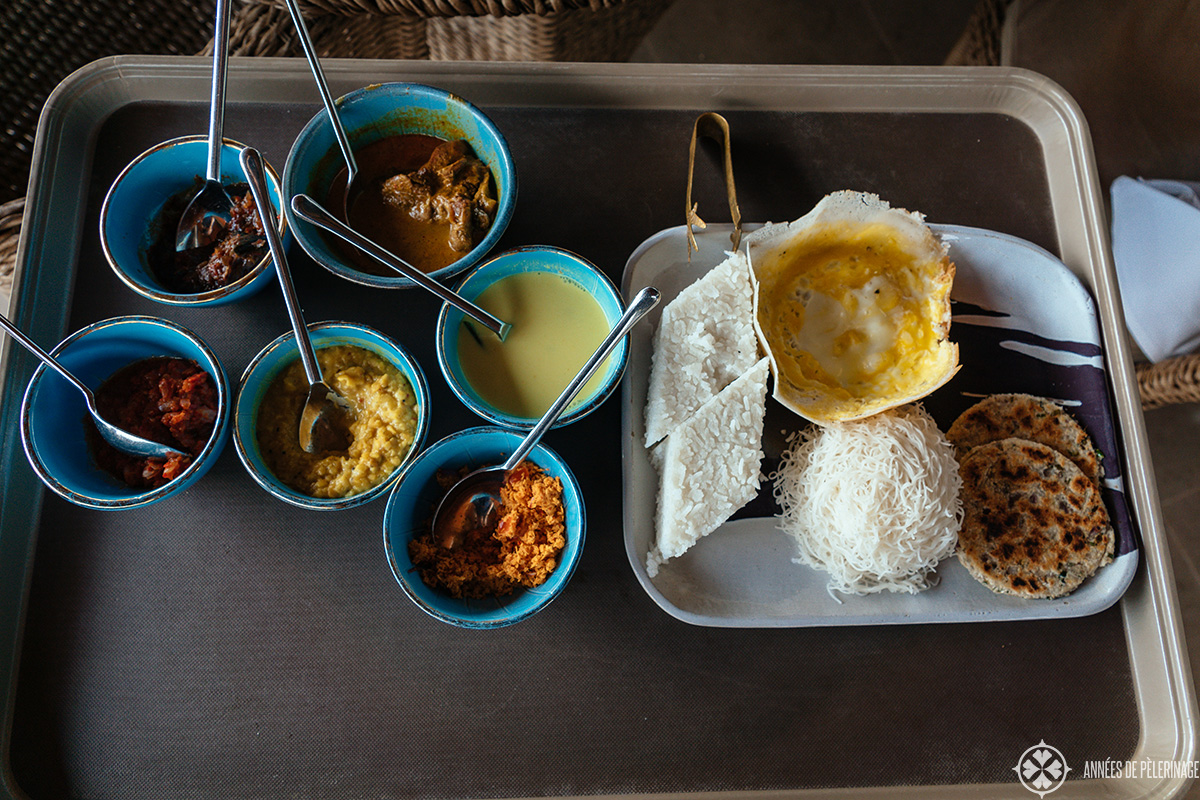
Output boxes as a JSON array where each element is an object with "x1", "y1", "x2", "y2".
[
  {"x1": 0, "y1": 313, "x2": 187, "y2": 459},
  {"x1": 281, "y1": 0, "x2": 360, "y2": 220},
  {"x1": 432, "y1": 286, "x2": 660, "y2": 550},
  {"x1": 241, "y1": 147, "x2": 355, "y2": 454},
  {"x1": 290, "y1": 194, "x2": 511, "y2": 341},
  {"x1": 175, "y1": 0, "x2": 234, "y2": 251}
]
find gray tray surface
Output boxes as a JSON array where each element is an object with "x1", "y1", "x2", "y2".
[{"x1": 7, "y1": 89, "x2": 1140, "y2": 797}]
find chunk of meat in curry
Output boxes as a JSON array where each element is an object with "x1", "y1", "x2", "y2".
[{"x1": 380, "y1": 139, "x2": 498, "y2": 253}]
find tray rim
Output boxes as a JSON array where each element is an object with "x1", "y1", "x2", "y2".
[{"x1": 0, "y1": 56, "x2": 1193, "y2": 800}]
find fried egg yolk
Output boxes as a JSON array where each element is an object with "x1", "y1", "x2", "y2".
[{"x1": 753, "y1": 220, "x2": 955, "y2": 422}]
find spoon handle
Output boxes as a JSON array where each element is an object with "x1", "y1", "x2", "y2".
[
  {"x1": 0, "y1": 312, "x2": 93, "y2": 399},
  {"x1": 291, "y1": 194, "x2": 511, "y2": 340},
  {"x1": 206, "y1": 0, "x2": 231, "y2": 183},
  {"x1": 503, "y1": 285, "x2": 660, "y2": 471},
  {"x1": 282, "y1": 0, "x2": 357, "y2": 183},
  {"x1": 241, "y1": 148, "x2": 322, "y2": 388}
]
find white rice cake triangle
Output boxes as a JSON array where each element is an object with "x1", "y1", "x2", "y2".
[
  {"x1": 646, "y1": 357, "x2": 770, "y2": 577},
  {"x1": 643, "y1": 250, "x2": 759, "y2": 447}
]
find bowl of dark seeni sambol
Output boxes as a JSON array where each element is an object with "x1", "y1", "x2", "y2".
[
  {"x1": 19, "y1": 315, "x2": 231, "y2": 510},
  {"x1": 283, "y1": 82, "x2": 516, "y2": 290},
  {"x1": 383, "y1": 426, "x2": 585, "y2": 629},
  {"x1": 100, "y1": 135, "x2": 285, "y2": 306},
  {"x1": 233, "y1": 321, "x2": 430, "y2": 511}
]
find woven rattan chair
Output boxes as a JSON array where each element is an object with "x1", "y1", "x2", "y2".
[
  {"x1": 219, "y1": 0, "x2": 673, "y2": 61},
  {"x1": 0, "y1": 0, "x2": 216, "y2": 204},
  {"x1": 0, "y1": 198, "x2": 22, "y2": 298}
]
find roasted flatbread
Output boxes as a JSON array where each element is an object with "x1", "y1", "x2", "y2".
[
  {"x1": 946, "y1": 393, "x2": 1103, "y2": 486},
  {"x1": 956, "y1": 438, "x2": 1114, "y2": 599}
]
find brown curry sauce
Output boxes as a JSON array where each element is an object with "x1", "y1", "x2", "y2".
[{"x1": 327, "y1": 134, "x2": 497, "y2": 276}]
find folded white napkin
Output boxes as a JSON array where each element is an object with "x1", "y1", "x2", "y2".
[{"x1": 1111, "y1": 175, "x2": 1200, "y2": 362}]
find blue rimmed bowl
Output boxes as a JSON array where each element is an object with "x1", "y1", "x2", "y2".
[
  {"x1": 283, "y1": 81, "x2": 516, "y2": 290},
  {"x1": 100, "y1": 135, "x2": 284, "y2": 306},
  {"x1": 383, "y1": 426, "x2": 585, "y2": 629},
  {"x1": 233, "y1": 321, "x2": 430, "y2": 511},
  {"x1": 19, "y1": 315, "x2": 231, "y2": 509},
  {"x1": 436, "y1": 246, "x2": 628, "y2": 430}
]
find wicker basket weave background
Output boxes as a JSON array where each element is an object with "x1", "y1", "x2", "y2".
[
  {"x1": 217, "y1": 0, "x2": 673, "y2": 62},
  {"x1": 0, "y1": 0, "x2": 216, "y2": 204},
  {"x1": 0, "y1": 199, "x2": 22, "y2": 299}
]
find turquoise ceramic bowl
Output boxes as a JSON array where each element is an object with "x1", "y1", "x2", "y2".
[
  {"x1": 19, "y1": 315, "x2": 231, "y2": 509},
  {"x1": 383, "y1": 426, "x2": 585, "y2": 629},
  {"x1": 436, "y1": 246, "x2": 628, "y2": 430},
  {"x1": 283, "y1": 82, "x2": 516, "y2": 290},
  {"x1": 100, "y1": 135, "x2": 284, "y2": 306},
  {"x1": 233, "y1": 321, "x2": 430, "y2": 510}
]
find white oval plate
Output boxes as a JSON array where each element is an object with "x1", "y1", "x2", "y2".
[{"x1": 621, "y1": 223, "x2": 1138, "y2": 627}]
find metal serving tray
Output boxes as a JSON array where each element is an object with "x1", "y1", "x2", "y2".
[{"x1": 0, "y1": 58, "x2": 1193, "y2": 799}]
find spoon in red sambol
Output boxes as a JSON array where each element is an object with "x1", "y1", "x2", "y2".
[
  {"x1": 0, "y1": 313, "x2": 187, "y2": 459},
  {"x1": 432, "y1": 285, "x2": 660, "y2": 550}
]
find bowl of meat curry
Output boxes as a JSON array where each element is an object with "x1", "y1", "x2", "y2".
[
  {"x1": 283, "y1": 82, "x2": 516, "y2": 290},
  {"x1": 101, "y1": 135, "x2": 284, "y2": 306}
]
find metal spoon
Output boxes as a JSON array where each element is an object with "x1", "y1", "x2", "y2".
[
  {"x1": 432, "y1": 286, "x2": 660, "y2": 550},
  {"x1": 290, "y1": 194, "x2": 511, "y2": 341},
  {"x1": 240, "y1": 147, "x2": 355, "y2": 454},
  {"x1": 282, "y1": 0, "x2": 360, "y2": 220},
  {"x1": 175, "y1": 0, "x2": 234, "y2": 251},
  {"x1": 0, "y1": 313, "x2": 187, "y2": 459}
]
